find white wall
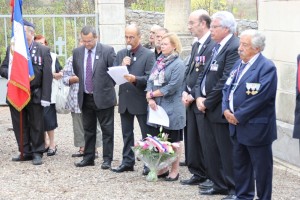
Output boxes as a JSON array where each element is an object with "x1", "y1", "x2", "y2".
[{"x1": 259, "y1": 0, "x2": 300, "y2": 167}]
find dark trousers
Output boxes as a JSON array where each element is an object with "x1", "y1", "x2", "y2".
[
  {"x1": 233, "y1": 139, "x2": 273, "y2": 200},
  {"x1": 186, "y1": 102, "x2": 207, "y2": 179},
  {"x1": 82, "y1": 94, "x2": 114, "y2": 162},
  {"x1": 9, "y1": 103, "x2": 45, "y2": 155},
  {"x1": 201, "y1": 117, "x2": 235, "y2": 194},
  {"x1": 120, "y1": 110, "x2": 152, "y2": 166}
]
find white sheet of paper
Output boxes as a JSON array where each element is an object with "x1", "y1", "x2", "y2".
[
  {"x1": 107, "y1": 66, "x2": 129, "y2": 85},
  {"x1": 148, "y1": 105, "x2": 170, "y2": 127}
]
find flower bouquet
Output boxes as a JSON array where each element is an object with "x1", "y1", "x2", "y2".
[{"x1": 132, "y1": 129, "x2": 179, "y2": 182}]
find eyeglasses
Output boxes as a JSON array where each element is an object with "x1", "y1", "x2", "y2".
[{"x1": 210, "y1": 25, "x2": 223, "y2": 29}]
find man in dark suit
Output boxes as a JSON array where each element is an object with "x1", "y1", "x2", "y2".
[
  {"x1": 0, "y1": 20, "x2": 52, "y2": 165},
  {"x1": 222, "y1": 29, "x2": 277, "y2": 200},
  {"x1": 72, "y1": 26, "x2": 116, "y2": 169},
  {"x1": 293, "y1": 55, "x2": 300, "y2": 139},
  {"x1": 195, "y1": 11, "x2": 239, "y2": 200},
  {"x1": 180, "y1": 9, "x2": 215, "y2": 186},
  {"x1": 112, "y1": 24, "x2": 155, "y2": 174}
]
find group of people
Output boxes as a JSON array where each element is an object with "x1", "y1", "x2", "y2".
[{"x1": 0, "y1": 9, "x2": 278, "y2": 200}]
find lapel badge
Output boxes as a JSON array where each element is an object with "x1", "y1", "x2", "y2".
[
  {"x1": 246, "y1": 83, "x2": 261, "y2": 95},
  {"x1": 96, "y1": 55, "x2": 99, "y2": 60}
]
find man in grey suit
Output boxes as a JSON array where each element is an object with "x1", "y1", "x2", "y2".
[
  {"x1": 112, "y1": 24, "x2": 156, "y2": 174},
  {"x1": 195, "y1": 11, "x2": 239, "y2": 200},
  {"x1": 72, "y1": 26, "x2": 116, "y2": 169}
]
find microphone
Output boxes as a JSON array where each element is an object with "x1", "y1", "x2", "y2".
[{"x1": 126, "y1": 45, "x2": 132, "y2": 57}]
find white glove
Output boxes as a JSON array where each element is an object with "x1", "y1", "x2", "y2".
[{"x1": 41, "y1": 100, "x2": 51, "y2": 107}]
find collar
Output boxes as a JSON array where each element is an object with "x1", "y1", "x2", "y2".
[
  {"x1": 218, "y1": 33, "x2": 233, "y2": 53},
  {"x1": 244, "y1": 53, "x2": 260, "y2": 66},
  {"x1": 85, "y1": 44, "x2": 97, "y2": 54},
  {"x1": 198, "y1": 31, "x2": 211, "y2": 45},
  {"x1": 131, "y1": 44, "x2": 141, "y2": 54}
]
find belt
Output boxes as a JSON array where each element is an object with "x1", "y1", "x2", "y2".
[{"x1": 84, "y1": 93, "x2": 93, "y2": 96}]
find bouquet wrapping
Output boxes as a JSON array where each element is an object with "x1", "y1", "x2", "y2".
[{"x1": 132, "y1": 132, "x2": 178, "y2": 182}]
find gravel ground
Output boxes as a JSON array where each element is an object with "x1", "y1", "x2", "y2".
[{"x1": 0, "y1": 105, "x2": 299, "y2": 200}]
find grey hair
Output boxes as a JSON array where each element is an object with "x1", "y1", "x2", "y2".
[
  {"x1": 211, "y1": 11, "x2": 237, "y2": 34},
  {"x1": 81, "y1": 25, "x2": 97, "y2": 38},
  {"x1": 240, "y1": 29, "x2": 266, "y2": 51},
  {"x1": 126, "y1": 23, "x2": 141, "y2": 36}
]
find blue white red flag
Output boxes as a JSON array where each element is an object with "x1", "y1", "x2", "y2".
[{"x1": 7, "y1": 0, "x2": 34, "y2": 111}]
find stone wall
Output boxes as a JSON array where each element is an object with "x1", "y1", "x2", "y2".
[{"x1": 126, "y1": 9, "x2": 258, "y2": 47}]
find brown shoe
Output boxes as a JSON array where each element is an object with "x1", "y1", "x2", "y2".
[{"x1": 72, "y1": 150, "x2": 84, "y2": 157}]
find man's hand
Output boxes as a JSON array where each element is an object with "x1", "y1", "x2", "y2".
[
  {"x1": 122, "y1": 56, "x2": 131, "y2": 66},
  {"x1": 124, "y1": 74, "x2": 136, "y2": 83},
  {"x1": 196, "y1": 97, "x2": 206, "y2": 113},
  {"x1": 224, "y1": 109, "x2": 239, "y2": 125}
]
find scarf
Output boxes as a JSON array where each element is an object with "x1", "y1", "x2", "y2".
[{"x1": 149, "y1": 52, "x2": 178, "y2": 81}]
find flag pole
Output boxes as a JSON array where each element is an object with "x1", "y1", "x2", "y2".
[{"x1": 20, "y1": 110, "x2": 23, "y2": 160}]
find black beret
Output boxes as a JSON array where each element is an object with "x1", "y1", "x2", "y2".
[{"x1": 23, "y1": 19, "x2": 35, "y2": 29}]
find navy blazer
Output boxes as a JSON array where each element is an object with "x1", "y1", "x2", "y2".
[
  {"x1": 222, "y1": 54, "x2": 278, "y2": 146},
  {"x1": 0, "y1": 42, "x2": 52, "y2": 104}
]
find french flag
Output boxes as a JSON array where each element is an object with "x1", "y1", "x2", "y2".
[{"x1": 7, "y1": 0, "x2": 34, "y2": 111}]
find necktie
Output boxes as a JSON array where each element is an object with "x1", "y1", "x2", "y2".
[
  {"x1": 200, "y1": 44, "x2": 221, "y2": 96},
  {"x1": 210, "y1": 44, "x2": 221, "y2": 64},
  {"x1": 234, "y1": 62, "x2": 247, "y2": 83},
  {"x1": 85, "y1": 50, "x2": 93, "y2": 93}
]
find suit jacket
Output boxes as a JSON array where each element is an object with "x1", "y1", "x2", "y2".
[
  {"x1": 222, "y1": 54, "x2": 278, "y2": 146},
  {"x1": 114, "y1": 45, "x2": 155, "y2": 115},
  {"x1": 0, "y1": 42, "x2": 52, "y2": 104},
  {"x1": 293, "y1": 54, "x2": 300, "y2": 139},
  {"x1": 146, "y1": 57, "x2": 186, "y2": 130},
  {"x1": 72, "y1": 43, "x2": 116, "y2": 110},
  {"x1": 195, "y1": 35, "x2": 240, "y2": 123},
  {"x1": 184, "y1": 35, "x2": 215, "y2": 100}
]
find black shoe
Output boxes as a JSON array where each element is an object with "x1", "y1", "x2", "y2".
[
  {"x1": 157, "y1": 171, "x2": 169, "y2": 178},
  {"x1": 199, "y1": 179, "x2": 214, "y2": 189},
  {"x1": 222, "y1": 194, "x2": 237, "y2": 200},
  {"x1": 101, "y1": 161, "x2": 111, "y2": 170},
  {"x1": 75, "y1": 159, "x2": 95, "y2": 167},
  {"x1": 200, "y1": 188, "x2": 228, "y2": 195},
  {"x1": 165, "y1": 173, "x2": 179, "y2": 182},
  {"x1": 12, "y1": 154, "x2": 33, "y2": 161},
  {"x1": 180, "y1": 175, "x2": 206, "y2": 185},
  {"x1": 179, "y1": 161, "x2": 187, "y2": 166},
  {"x1": 142, "y1": 165, "x2": 150, "y2": 175},
  {"x1": 112, "y1": 164, "x2": 134, "y2": 173},
  {"x1": 47, "y1": 146, "x2": 57, "y2": 156},
  {"x1": 32, "y1": 154, "x2": 43, "y2": 165}
]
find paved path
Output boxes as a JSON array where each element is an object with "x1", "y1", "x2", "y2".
[{"x1": 0, "y1": 105, "x2": 299, "y2": 199}]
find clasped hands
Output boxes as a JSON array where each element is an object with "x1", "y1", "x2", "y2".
[
  {"x1": 224, "y1": 109, "x2": 239, "y2": 125},
  {"x1": 182, "y1": 91, "x2": 194, "y2": 107},
  {"x1": 196, "y1": 97, "x2": 206, "y2": 113}
]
